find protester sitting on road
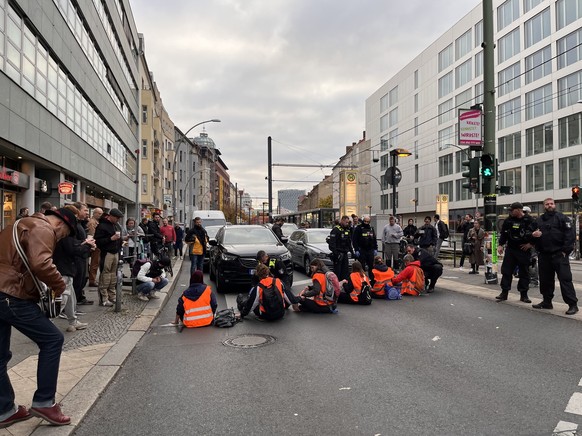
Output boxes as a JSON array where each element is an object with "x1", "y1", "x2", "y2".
[
  {"x1": 252, "y1": 250, "x2": 289, "y2": 290},
  {"x1": 296, "y1": 259, "x2": 337, "y2": 313},
  {"x1": 173, "y1": 270, "x2": 217, "y2": 327},
  {"x1": 240, "y1": 264, "x2": 295, "y2": 321},
  {"x1": 406, "y1": 244, "x2": 443, "y2": 293},
  {"x1": 338, "y1": 261, "x2": 372, "y2": 305},
  {"x1": 370, "y1": 256, "x2": 394, "y2": 299},
  {"x1": 391, "y1": 254, "x2": 425, "y2": 296},
  {"x1": 135, "y1": 256, "x2": 170, "y2": 301}
]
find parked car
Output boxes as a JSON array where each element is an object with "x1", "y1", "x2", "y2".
[
  {"x1": 287, "y1": 228, "x2": 353, "y2": 274},
  {"x1": 203, "y1": 225, "x2": 223, "y2": 271},
  {"x1": 281, "y1": 222, "x2": 298, "y2": 237},
  {"x1": 208, "y1": 225, "x2": 293, "y2": 293}
]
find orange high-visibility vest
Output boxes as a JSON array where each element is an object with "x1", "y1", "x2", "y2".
[
  {"x1": 348, "y1": 272, "x2": 370, "y2": 302},
  {"x1": 371, "y1": 267, "x2": 394, "y2": 297},
  {"x1": 312, "y1": 272, "x2": 332, "y2": 306},
  {"x1": 182, "y1": 286, "x2": 213, "y2": 328},
  {"x1": 258, "y1": 277, "x2": 285, "y2": 314},
  {"x1": 401, "y1": 265, "x2": 425, "y2": 296}
]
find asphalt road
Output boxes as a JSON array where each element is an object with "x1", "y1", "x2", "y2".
[{"x1": 74, "y1": 261, "x2": 582, "y2": 436}]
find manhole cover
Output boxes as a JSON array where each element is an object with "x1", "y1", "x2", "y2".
[{"x1": 223, "y1": 334, "x2": 276, "y2": 349}]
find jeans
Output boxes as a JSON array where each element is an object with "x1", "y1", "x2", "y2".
[
  {"x1": 190, "y1": 254, "x2": 204, "y2": 274},
  {"x1": 0, "y1": 292, "x2": 64, "y2": 420},
  {"x1": 136, "y1": 278, "x2": 169, "y2": 295}
]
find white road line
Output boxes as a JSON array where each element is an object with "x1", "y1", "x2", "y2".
[
  {"x1": 224, "y1": 294, "x2": 239, "y2": 311},
  {"x1": 293, "y1": 279, "x2": 311, "y2": 288},
  {"x1": 579, "y1": 377, "x2": 582, "y2": 387},
  {"x1": 553, "y1": 421, "x2": 577, "y2": 435},
  {"x1": 565, "y1": 392, "x2": 582, "y2": 415}
]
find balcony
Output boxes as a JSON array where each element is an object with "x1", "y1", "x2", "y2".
[
  {"x1": 153, "y1": 140, "x2": 161, "y2": 154},
  {"x1": 153, "y1": 167, "x2": 160, "y2": 181}
]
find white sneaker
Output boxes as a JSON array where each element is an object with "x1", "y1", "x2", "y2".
[
  {"x1": 459, "y1": 266, "x2": 464, "y2": 271},
  {"x1": 58, "y1": 313, "x2": 67, "y2": 319},
  {"x1": 148, "y1": 291, "x2": 160, "y2": 299},
  {"x1": 137, "y1": 293, "x2": 149, "y2": 302},
  {"x1": 66, "y1": 321, "x2": 88, "y2": 332},
  {"x1": 101, "y1": 300, "x2": 113, "y2": 307}
]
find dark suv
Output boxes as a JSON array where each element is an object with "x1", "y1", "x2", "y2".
[{"x1": 208, "y1": 225, "x2": 293, "y2": 293}]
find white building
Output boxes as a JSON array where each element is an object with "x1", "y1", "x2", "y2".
[{"x1": 366, "y1": 0, "x2": 582, "y2": 224}]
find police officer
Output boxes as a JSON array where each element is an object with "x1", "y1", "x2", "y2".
[
  {"x1": 328, "y1": 215, "x2": 354, "y2": 281},
  {"x1": 531, "y1": 197, "x2": 578, "y2": 315},
  {"x1": 352, "y1": 215, "x2": 378, "y2": 282},
  {"x1": 496, "y1": 202, "x2": 535, "y2": 303}
]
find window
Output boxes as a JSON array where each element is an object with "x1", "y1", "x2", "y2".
[
  {"x1": 475, "y1": 20, "x2": 483, "y2": 47},
  {"x1": 439, "y1": 72, "x2": 453, "y2": 98},
  {"x1": 415, "y1": 164, "x2": 419, "y2": 182},
  {"x1": 524, "y1": 8, "x2": 550, "y2": 48},
  {"x1": 557, "y1": 29, "x2": 582, "y2": 69},
  {"x1": 525, "y1": 45, "x2": 551, "y2": 83},
  {"x1": 380, "y1": 134, "x2": 389, "y2": 151},
  {"x1": 381, "y1": 194, "x2": 389, "y2": 212},
  {"x1": 455, "y1": 59, "x2": 472, "y2": 88},
  {"x1": 558, "y1": 70, "x2": 582, "y2": 109},
  {"x1": 455, "y1": 151, "x2": 465, "y2": 173},
  {"x1": 525, "y1": 84, "x2": 552, "y2": 120},
  {"x1": 414, "y1": 117, "x2": 419, "y2": 136},
  {"x1": 389, "y1": 129, "x2": 398, "y2": 148},
  {"x1": 475, "y1": 52, "x2": 483, "y2": 77},
  {"x1": 380, "y1": 93, "x2": 389, "y2": 112},
  {"x1": 455, "y1": 30, "x2": 472, "y2": 60},
  {"x1": 526, "y1": 160, "x2": 553, "y2": 192},
  {"x1": 438, "y1": 126, "x2": 454, "y2": 150},
  {"x1": 499, "y1": 167, "x2": 522, "y2": 193},
  {"x1": 141, "y1": 139, "x2": 147, "y2": 158},
  {"x1": 558, "y1": 113, "x2": 582, "y2": 148},
  {"x1": 455, "y1": 88, "x2": 473, "y2": 109},
  {"x1": 389, "y1": 86, "x2": 398, "y2": 106},
  {"x1": 142, "y1": 105, "x2": 147, "y2": 123},
  {"x1": 498, "y1": 62, "x2": 521, "y2": 96},
  {"x1": 438, "y1": 99, "x2": 453, "y2": 124},
  {"x1": 498, "y1": 132, "x2": 521, "y2": 162},
  {"x1": 526, "y1": 123, "x2": 553, "y2": 155},
  {"x1": 559, "y1": 155, "x2": 582, "y2": 188},
  {"x1": 498, "y1": 28, "x2": 520, "y2": 64},
  {"x1": 438, "y1": 44, "x2": 453, "y2": 72},
  {"x1": 389, "y1": 108, "x2": 398, "y2": 127},
  {"x1": 141, "y1": 174, "x2": 148, "y2": 194},
  {"x1": 524, "y1": 0, "x2": 542, "y2": 13},
  {"x1": 380, "y1": 114, "x2": 388, "y2": 132},
  {"x1": 439, "y1": 181, "x2": 453, "y2": 196},
  {"x1": 498, "y1": 97, "x2": 521, "y2": 130},
  {"x1": 475, "y1": 82, "x2": 484, "y2": 104},
  {"x1": 414, "y1": 94, "x2": 418, "y2": 113},
  {"x1": 414, "y1": 70, "x2": 419, "y2": 89},
  {"x1": 439, "y1": 154, "x2": 454, "y2": 177},
  {"x1": 557, "y1": 0, "x2": 582, "y2": 30},
  {"x1": 498, "y1": 0, "x2": 520, "y2": 31},
  {"x1": 380, "y1": 154, "x2": 390, "y2": 170}
]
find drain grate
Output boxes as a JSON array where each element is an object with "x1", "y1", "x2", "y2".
[{"x1": 223, "y1": 334, "x2": 276, "y2": 349}]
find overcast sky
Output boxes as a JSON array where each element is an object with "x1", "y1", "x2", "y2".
[{"x1": 130, "y1": 0, "x2": 480, "y2": 206}]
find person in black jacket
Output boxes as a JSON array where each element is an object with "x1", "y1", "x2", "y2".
[
  {"x1": 415, "y1": 216, "x2": 437, "y2": 255},
  {"x1": 72, "y1": 202, "x2": 93, "y2": 306},
  {"x1": 328, "y1": 215, "x2": 353, "y2": 281},
  {"x1": 403, "y1": 219, "x2": 417, "y2": 244},
  {"x1": 271, "y1": 217, "x2": 285, "y2": 243},
  {"x1": 184, "y1": 217, "x2": 209, "y2": 274},
  {"x1": 147, "y1": 213, "x2": 164, "y2": 256},
  {"x1": 352, "y1": 215, "x2": 377, "y2": 281},
  {"x1": 531, "y1": 198, "x2": 578, "y2": 315},
  {"x1": 457, "y1": 214, "x2": 474, "y2": 270},
  {"x1": 406, "y1": 244, "x2": 443, "y2": 293},
  {"x1": 496, "y1": 202, "x2": 535, "y2": 304},
  {"x1": 94, "y1": 208, "x2": 124, "y2": 306}
]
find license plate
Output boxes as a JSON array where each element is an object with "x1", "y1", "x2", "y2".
[{"x1": 249, "y1": 269, "x2": 256, "y2": 275}]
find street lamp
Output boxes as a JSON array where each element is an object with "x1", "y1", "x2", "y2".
[
  {"x1": 363, "y1": 172, "x2": 385, "y2": 215},
  {"x1": 389, "y1": 148, "x2": 412, "y2": 218},
  {"x1": 183, "y1": 168, "x2": 211, "y2": 226},
  {"x1": 173, "y1": 119, "x2": 221, "y2": 220}
]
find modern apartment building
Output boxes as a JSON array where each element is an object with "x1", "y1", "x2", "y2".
[
  {"x1": 0, "y1": 0, "x2": 142, "y2": 227},
  {"x1": 278, "y1": 189, "x2": 306, "y2": 213},
  {"x1": 366, "y1": 0, "x2": 582, "y2": 223}
]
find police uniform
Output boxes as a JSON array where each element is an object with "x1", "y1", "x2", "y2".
[
  {"x1": 328, "y1": 224, "x2": 353, "y2": 281},
  {"x1": 497, "y1": 203, "x2": 534, "y2": 302},
  {"x1": 352, "y1": 222, "x2": 378, "y2": 281}
]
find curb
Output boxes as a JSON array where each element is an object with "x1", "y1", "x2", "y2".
[{"x1": 29, "y1": 257, "x2": 184, "y2": 436}]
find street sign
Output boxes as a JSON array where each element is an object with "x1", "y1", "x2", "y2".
[
  {"x1": 458, "y1": 108, "x2": 483, "y2": 146},
  {"x1": 384, "y1": 167, "x2": 402, "y2": 186}
]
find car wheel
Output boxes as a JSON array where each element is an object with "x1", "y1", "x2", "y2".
[{"x1": 304, "y1": 256, "x2": 311, "y2": 275}]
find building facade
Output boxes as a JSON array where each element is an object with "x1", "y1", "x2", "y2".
[
  {"x1": 366, "y1": 0, "x2": 582, "y2": 224},
  {"x1": 277, "y1": 189, "x2": 305, "y2": 213}
]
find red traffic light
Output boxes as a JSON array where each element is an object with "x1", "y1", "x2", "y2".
[{"x1": 573, "y1": 185, "x2": 580, "y2": 200}]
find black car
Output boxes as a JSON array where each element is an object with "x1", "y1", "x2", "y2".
[
  {"x1": 203, "y1": 225, "x2": 223, "y2": 271},
  {"x1": 208, "y1": 225, "x2": 293, "y2": 293}
]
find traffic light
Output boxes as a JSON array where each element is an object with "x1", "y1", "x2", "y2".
[
  {"x1": 462, "y1": 157, "x2": 480, "y2": 193},
  {"x1": 573, "y1": 185, "x2": 580, "y2": 201},
  {"x1": 480, "y1": 154, "x2": 495, "y2": 179}
]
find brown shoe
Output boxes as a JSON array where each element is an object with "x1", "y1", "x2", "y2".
[
  {"x1": 30, "y1": 403, "x2": 71, "y2": 426},
  {"x1": 0, "y1": 405, "x2": 32, "y2": 428}
]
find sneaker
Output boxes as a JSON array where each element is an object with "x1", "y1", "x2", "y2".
[
  {"x1": 148, "y1": 291, "x2": 160, "y2": 299},
  {"x1": 137, "y1": 293, "x2": 149, "y2": 302},
  {"x1": 57, "y1": 312, "x2": 67, "y2": 319},
  {"x1": 459, "y1": 266, "x2": 464, "y2": 271},
  {"x1": 66, "y1": 321, "x2": 88, "y2": 332},
  {"x1": 75, "y1": 311, "x2": 86, "y2": 316},
  {"x1": 101, "y1": 300, "x2": 113, "y2": 307},
  {"x1": 77, "y1": 299, "x2": 94, "y2": 305}
]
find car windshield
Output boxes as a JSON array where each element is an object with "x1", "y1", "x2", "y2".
[
  {"x1": 205, "y1": 226, "x2": 222, "y2": 239},
  {"x1": 306, "y1": 230, "x2": 330, "y2": 244},
  {"x1": 223, "y1": 227, "x2": 279, "y2": 244},
  {"x1": 282, "y1": 223, "x2": 298, "y2": 235}
]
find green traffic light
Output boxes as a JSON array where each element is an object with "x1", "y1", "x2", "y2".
[{"x1": 482, "y1": 167, "x2": 493, "y2": 177}]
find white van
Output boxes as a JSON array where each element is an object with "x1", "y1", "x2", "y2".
[{"x1": 191, "y1": 210, "x2": 226, "y2": 228}]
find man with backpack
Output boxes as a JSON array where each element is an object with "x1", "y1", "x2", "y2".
[
  {"x1": 240, "y1": 264, "x2": 294, "y2": 321},
  {"x1": 133, "y1": 256, "x2": 171, "y2": 301},
  {"x1": 433, "y1": 214, "x2": 449, "y2": 259},
  {"x1": 296, "y1": 259, "x2": 339, "y2": 313}
]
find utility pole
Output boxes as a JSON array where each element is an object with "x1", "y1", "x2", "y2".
[{"x1": 267, "y1": 136, "x2": 273, "y2": 223}]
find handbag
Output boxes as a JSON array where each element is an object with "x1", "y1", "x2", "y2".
[
  {"x1": 358, "y1": 284, "x2": 372, "y2": 305},
  {"x1": 463, "y1": 242, "x2": 474, "y2": 255},
  {"x1": 12, "y1": 220, "x2": 58, "y2": 318}
]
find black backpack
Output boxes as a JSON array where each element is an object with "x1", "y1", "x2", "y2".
[
  {"x1": 131, "y1": 258, "x2": 150, "y2": 278},
  {"x1": 214, "y1": 308, "x2": 238, "y2": 328},
  {"x1": 440, "y1": 222, "x2": 450, "y2": 239},
  {"x1": 258, "y1": 279, "x2": 285, "y2": 320}
]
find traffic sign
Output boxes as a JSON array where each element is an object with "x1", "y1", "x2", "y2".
[{"x1": 384, "y1": 167, "x2": 402, "y2": 186}]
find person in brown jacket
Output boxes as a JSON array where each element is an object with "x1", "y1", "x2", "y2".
[
  {"x1": 86, "y1": 207, "x2": 103, "y2": 286},
  {"x1": 0, "y1": 208, "x2": 77, "y2": 428}
]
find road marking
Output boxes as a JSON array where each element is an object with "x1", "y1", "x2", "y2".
[
  {"x1": 293, "y1": 279, "x2": 311, "y2": 287},
  {"x1": 565, "y1": 392, "x2": 582, "y2": 415},
  {"x1": 553, "y1": 421, "x2": 577, "y2": 435},
  {"x1": 579, "y1": 377, "x2": 582, "y2": 387},
  {"x1": 224, "y1": 294, "x2": 239, "y2": 311}
]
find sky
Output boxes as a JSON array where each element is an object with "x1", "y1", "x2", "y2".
[{"x1": 130, "y1": 0, "x2": 481, "y2": 206}]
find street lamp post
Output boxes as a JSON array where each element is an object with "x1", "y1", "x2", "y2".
[
  {"x1": 173, "y1": 119, "x2": 220, "y2": 221},
  {"x1": 389, "y1": 148, "x2": 412, "y2": 218},
  {"x1": 363, "y1": 172, "x2": 385, "y2": 215}
]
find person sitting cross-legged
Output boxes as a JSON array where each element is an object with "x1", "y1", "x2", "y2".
[
  {"x1": 135, "y1": 256, "x2": 170, "y2": 301},
  {"x1": 173, "y1": 270, "x2": 217, "y2": 327},
  {"x1": 338, "y1": 261, "x2": 372, "y2": 305},
  {"x1": 391, "y1": 254, "x2": 425, "y2": 297},
  {"x1": 370, "y1": 256, "x2": 395, "y2": 299}
]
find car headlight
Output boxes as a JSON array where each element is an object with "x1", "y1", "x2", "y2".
[
  {"x1": 221, "y1": 253, "x2": 237, "y2": 261},
  {"x1": 279, "y1": 252, "x2": 291, "y2": 261}
]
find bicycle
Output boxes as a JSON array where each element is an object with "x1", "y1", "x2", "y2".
[{"x1": 153, "y1": 245, "x2": 174, "y2": 277}]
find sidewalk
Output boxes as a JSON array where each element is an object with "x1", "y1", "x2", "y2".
[{"x1": 1, "y1": 257, "x2": 185, "y2": 436}]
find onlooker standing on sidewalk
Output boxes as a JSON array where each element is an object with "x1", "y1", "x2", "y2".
[
  {"x1": 328, "y1": 215, "x2": 354, "y2": 281},
  {"x1": 433, "y1": 214, "x2": 449, "y2": 258},
  {"x1": 457, "y1": 214, "x2": 474, "y2": 270},
  {"x1": 174, "y1": 223, "x2": 184, "y2": 257},
  {"x1": 147, "y1": 213, "x2": 164, "y2": 256},
  {"x1": 403, "y1": 219, "x2": 417, "y2": 244},
  {"x1": 352, "y1": 215, "x2": 377, "y2": 281},
  {"x1": 0, "y1": 208, "x2": 78, "y2": 428},
  {"x1": 39, "y1": 201, "x2": 53, "y2": 214},
  {"x1": 16, "y1": 207, "x2": 29, "y2": 219},
  {"x1": 87, "y1": 207, "x2": 103, "y2": 287},
  {"x1": 72, "y1": 202, "x2": 93, "y2": 306},
  {"x1": 416, "y1": 216, "x2": 437, "y2": 256},
  {"x1": 95, "y1": 208, "x2": 124, "y2": 307},
  {"x1": 185, "y1": 217, "x2": 208, "y2": 274},
  {"x1": 160, "y1": 218, "x2": 176, "y2": 256},
  {"x1": 125, "y1": 218, "x2": 145, "y2": 258},
  {"x1": 496, "y1": 202, "x2": 534, "y2": 304},
  {"x1": 467, "y1": 220, "x2": 485, "y2": 274},
  {"x1": 531, "y1": 198, "x2": 579, "y2": 315},
  {"x1": 382, "y1": 216, "x2": 403, "y2": 271}
]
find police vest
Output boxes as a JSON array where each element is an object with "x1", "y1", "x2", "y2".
[
  {"x1": 371, "y1": 268, "x2": 395, "y2": 297},
  {"x1": 182, "y1": 286, "x2": 213, "y2": 328}
]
